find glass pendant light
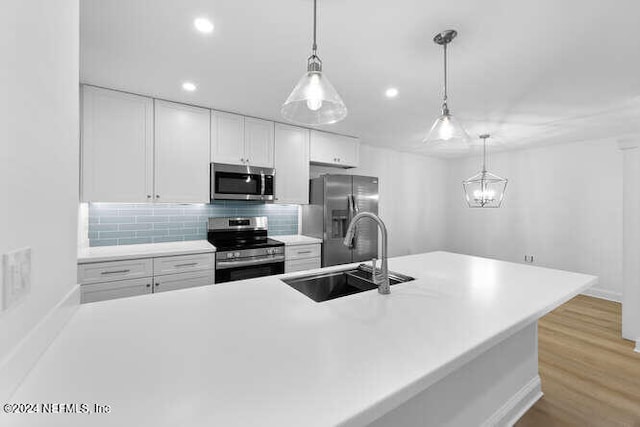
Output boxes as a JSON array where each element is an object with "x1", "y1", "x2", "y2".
[
  {"x1": 281, "y1": 0, "x2": 347, "y2": 125},
  {"x1": 424, "y1": 30, "x2": 470, "y2": 152},
  {"x1": 462, "y1": 134, "x2": 508, "y2": 208}
]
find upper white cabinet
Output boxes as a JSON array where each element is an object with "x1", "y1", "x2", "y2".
[
  {"x1": 244, "y1": 118, "x2": 275, "y2": 168},
  {"x1": 211, "y1": 111, "x2": 274, "y2": 168},
  {"x1": 309, "y1": 130, "x2": 359, "y2": 168},
  {"x1": 81, "y1": 86, "x2": 154, "y2": 202},
  {"x1": 210, "y1": 111, "x2": 244, "y2": 165},
  {"x1": 154, "y1": 100, "x2": 210, "y2": 203},
  {"x1": 274, "y1": 124, "x2": 310, "y2": 204}
]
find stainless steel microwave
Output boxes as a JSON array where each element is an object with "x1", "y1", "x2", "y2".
[{"x1": 210, "y1": 163, "x2": 275, "y2": 201}]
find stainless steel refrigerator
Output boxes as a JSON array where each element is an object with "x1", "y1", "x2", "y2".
[{"x1": 301, "y1": 175, "x2": 379, "y2": 267}]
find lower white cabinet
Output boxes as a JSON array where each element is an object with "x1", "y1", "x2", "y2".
[
  {"x1": 153, "y1": 253, "x2": 214, "y2": 276},
  {"x1": 284, "y1": 243, "x2": 322, "y2": 273},
  {"x1": 286, "y1": 258, "x2": 321, "y2": 273},
  {"x1": 81, "y1": 277, "x2": 153, "y2": 304},
  {"x1": 154, "y1": 270, "x2": 215, "y2": 293},
  {"x1": 79, "y1": 253, "x2": 215, "y2": 303}
]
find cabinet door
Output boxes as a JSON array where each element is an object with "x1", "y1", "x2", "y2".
[
  {"x1": 244, "y1": 118, "x2": 274, "y2": 168},
  {"x1": 154, "y1": 100, "x2": 210, "y2": 203},
  {"x1": 274, "y1": 124, "x2": 310, "y2": 204},
  {"x1": 309, "y1": 130, "x2": 359, "y2": 168},
  {"x1": 81, "y1": 277, "x2": 153, "y2": 304},
  {"x1": 153, "y1": 269, "x2": 215, "y2": 293},
  {"x1": 81, "y1": 86, "x2": 153, "y2": 202},
  {"x1": 211, "y1": 110, "x2": 245, "y2": 165},
  {"x1": 333, "y1": 134, "x2": 359, "y2": 168},
  {"x1": 285, "y1": 258, "x2": 321, "y2": 273}
]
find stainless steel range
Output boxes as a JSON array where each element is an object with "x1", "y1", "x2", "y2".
[{"x1": 207, "y1": 217, "x2": 285, "y2": 283}]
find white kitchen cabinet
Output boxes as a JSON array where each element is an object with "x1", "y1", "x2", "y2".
[
  {"x1": 81, "y1": 277, "x2": 153, "y2": 304},
  {"x1": 244, "y1": 117, "x2": 274, "y2": 167},
  {"x1": 78, "y1": 258, "x2": 153, "y2": 285},
  {"x1": 274, "y1": 124, "x2": 310, "y2": 204},
  {"x1": 286, "y1": 258, "x2": 321, "y2": 273},
  {"x1": 79, "y1": 250, "x2": 216, "y2": 303},
  {"x1": 81, "y1": 86, "x2": 154, "y2": 202},
  {"x1": 284, "y1": 243, "x2": 322, "y2": 273},
  {"x1": 152, "y1": 253, "x2": 215, "y2": 276},
  {"x1": 154, "y1": 100, "x2": 210, "y2": 203},
  {"x1": 310, "y1": 130, "x2": 359, "y2": 168},
  {"x1": 211, "y1": 111, "x2": 275, "y2": 168},
  {"x1": 211, "y1": 110, "x2": 245, "y2": 165},
  {"x1": 153, "y1": 269, "x2": 215, "y2": 293}
]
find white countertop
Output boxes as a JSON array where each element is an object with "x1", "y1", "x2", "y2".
[
  {"x1": 6, "y1": 252, "x2": 596, "y2": 427},
  {"x1": 271, "y1": 234, "x2": 322, "y2": 246},
  {"x1": 77, "y1": 240, "x2": 216, "y2": 264}
]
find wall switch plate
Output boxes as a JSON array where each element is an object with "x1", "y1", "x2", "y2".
[{"x1": 2, "y1": 247, "x2": 32, "y2": 311}]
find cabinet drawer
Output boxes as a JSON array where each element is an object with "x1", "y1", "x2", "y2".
[
  {"x1": 285, "y1": 244, "x2": 321, "y2": 261},
  {"x1": 81, "y1": 277, "x2": 153, "y2": 303},
  {"x1": 78, "y1": 258, "x2": 153, "y2": 285},
  {"x1": 153, "y1": 270, "x2": 215, "y2": 293},
  {"x1": 286, "y1": 257, "x2": 321, "y2": 273},
  {"x1": 153, "y1": 253, "x2": 214, "y2": 276}
]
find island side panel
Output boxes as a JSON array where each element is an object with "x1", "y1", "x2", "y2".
[{"x1": 366, "y1": 323, "x2": 541, "y2": 427}]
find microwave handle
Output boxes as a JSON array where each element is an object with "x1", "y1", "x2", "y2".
[{"x1": 260, "y1": 171, "x2": 265, "y2": 196}]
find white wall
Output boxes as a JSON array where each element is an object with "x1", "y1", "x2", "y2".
[
  {"x1": 0, "y1": 0, "x2": 79, "y2": 397},
  {"x1": 310, "y1": 144, "x2": 448, "y2": 258},
  {"x1": 443, "y1": 139, "x2": 623, "y2": 300}
]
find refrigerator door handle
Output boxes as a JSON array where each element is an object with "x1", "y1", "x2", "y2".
[{"x1": 350, "y1": 194, "x2": 358, "y2": 249}]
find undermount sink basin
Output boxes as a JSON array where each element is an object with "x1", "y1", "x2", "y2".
[{"x1": 281, "y1": 264, "x2": 415, "y2": 302}]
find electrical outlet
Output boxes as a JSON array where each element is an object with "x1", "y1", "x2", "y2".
[
  {"x1": 2, "y1": 247, "x2": 32, "y2": 311},
  {"x1": 524, "y1": 255, "x2": 534, "y2": 264}
]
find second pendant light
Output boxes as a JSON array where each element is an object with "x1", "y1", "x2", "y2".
[
  {"x1": 424, "y1": 30, "x2": 470, "y2": 152},
  {"x1": 462, "y1": 134, "x2": 508, "y2": 208},
  {"x1": 281, "y1": 0, "x2": 347, "y2": 126}
]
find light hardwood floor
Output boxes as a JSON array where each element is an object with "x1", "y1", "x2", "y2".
[{"x1": 516, "y1": 295, "x2": 640, "y2": 427}]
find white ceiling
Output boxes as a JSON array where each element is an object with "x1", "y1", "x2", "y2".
[{"x1": 80, "y1": 0, "x2": 640, "y2": 157}]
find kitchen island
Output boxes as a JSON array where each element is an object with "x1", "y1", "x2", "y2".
[{"x1": 2, "y1": 251, "x2": 596, "y2": 426}]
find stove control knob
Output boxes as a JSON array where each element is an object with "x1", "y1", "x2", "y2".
[
  {"x1": 266, "y1": 248, "x2": 273, "y2": 255},
  {"x1": 234, "y1": 252, "x2": 241, "y2": 258},
  {"x1": 227, "y1": 253, "x2": 234, "y2": 259}
]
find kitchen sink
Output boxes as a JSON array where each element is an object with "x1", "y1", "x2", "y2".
[{"x1": 281, "y1": 264, "x2": 414, "y2": 302}]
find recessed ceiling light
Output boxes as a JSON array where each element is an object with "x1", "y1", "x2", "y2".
[
  {"x1": 194, "y1": 17, "x2": 214, "y2": 34},
  {"x1": 385, "y1": 88, "x2": 399, "y2": 98},
  {"x1": 182, "y1": 81, "x2": 197, "y2": 92}
]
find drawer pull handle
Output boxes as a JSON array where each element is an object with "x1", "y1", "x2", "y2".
[
  {"x1": 155, "y1": 283, "x2": 160, "y2": 287},
  {"x1": 297, "y1": 250, "x2": 312, "y2": 254},
  {"x1": 101, "y1": 269, "x2": 131, "y2": 275},
  {"x1": 175, "y1": 262, "x2": 198, "y2": 267}
]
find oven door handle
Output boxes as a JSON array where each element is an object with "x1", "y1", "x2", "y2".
[{"x1": 216, "y1": 255, "x2": 284, "y2": 270}]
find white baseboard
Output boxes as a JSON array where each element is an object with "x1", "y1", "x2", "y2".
[
  {"x1": 0, "y1": 284, "x2": 80, "y2": 401},
  {"x1": 581, "y1": 287, "x2": 622, "y2": 303},
  {"x1": 481, "y1": 375, "x2": 543, "y2": 427}
]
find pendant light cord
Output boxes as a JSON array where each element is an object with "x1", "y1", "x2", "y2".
[
  {"x1": 480, "y1": 135, "x2": 489, "y2": 173},
  {"x1": 443, "y1": 43, "x2": 448, "y2": 105},
  {"x1": 312, "y1": 0, "x2": 318, "y2": 55}
]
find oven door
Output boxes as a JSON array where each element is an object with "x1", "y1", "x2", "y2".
[
  {"x1": 215, "y1": 259, "x2": 284, "y2": 283},
  {"x1": 211, "y1": 163, "x2": 275, "y2": 201}
]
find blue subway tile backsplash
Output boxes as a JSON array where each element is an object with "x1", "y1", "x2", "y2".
[{"x1": 88, "y1": 201, "x2": 299, "y2": 247}]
